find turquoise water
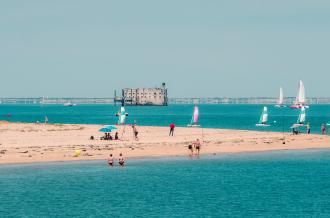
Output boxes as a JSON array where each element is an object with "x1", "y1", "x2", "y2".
[
  {"x1": 1, "y1": 150, "x2": 330, "y2": 217},
  {"x1": 1, "y1": 104, "x2": 330, "y2": 133}
]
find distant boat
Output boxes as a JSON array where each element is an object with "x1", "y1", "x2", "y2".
[
  {"x1": 256, "y1": 106, "x2": 270, "y2": 127},
  {"x1": 64, "y1": 102, "x2": 76, "y2": 107},
  {"x1": 115, "y1": 106, "x2": 128, "y2": 125},
  {"x1": 291, "y1": 80, "x2": 309, "y2": 109},
  {"x1": 275, "y1": 87, "x2": 286, "y2": 108},
  {"x1": 291, "y1": 107, "x2": 306, "y2": 128},
  {"x1": 187, "y1": 106, "x2": 200, "y2": 127}
]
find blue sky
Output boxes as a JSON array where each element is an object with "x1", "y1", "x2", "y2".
[{"x1": 1, "y1": 0, "x2": 329, "y2": 98}]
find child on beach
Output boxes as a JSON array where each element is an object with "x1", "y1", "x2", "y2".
[
  {"x1": 107, "y1": 154, "x2": 114, "y2": 167},
  {"x1": 188, "y1": 144, "x2": 194, "y2": 157},
  {"x1": 118, "y1": 153, "x2": 125, "y2": 167}
]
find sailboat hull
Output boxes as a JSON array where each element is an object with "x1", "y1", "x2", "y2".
[
  {"x1": 255, "y1": 124, "x2": 270, "y2": 127},
  {"x1": 187, "y1": 124, "x2": 201, "y2": 128},
  {"x1": 290, "y1": 105, "x2": 309, "y2": 109},
  {"x1": 290, "y1": 124, "x2": 305, "y2": 128}
]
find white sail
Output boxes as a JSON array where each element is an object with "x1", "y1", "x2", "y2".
[
  {"x1": 296, "y1": 80, "x2": 305, "y2": 104},
  {"x1": 187, "y1": 106, "x2": 200, "y2": 127},
  {"x1": 261, "y1": 107, "x2": 268, "y2": 123},
  {"x1": 278, "y1": 87, "x2": 284, "y2": 105},
  {"x1": 118, "y1": 107, "x2": 128, "y2": 125},
  {"x1": 256, "y1": 106, "x2": 269, "y2": 126},
  {"x1": 298, "y1": 107, "x2": 306, "y2": 124}
]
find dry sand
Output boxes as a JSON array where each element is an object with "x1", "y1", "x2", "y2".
[{"x1": 0, "y1": 122, "x2": 330, "y2": 164}]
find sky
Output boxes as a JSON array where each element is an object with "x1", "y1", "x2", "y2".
[{"x1": 1, "y1": 0, "x2": 330, "y2": 98}]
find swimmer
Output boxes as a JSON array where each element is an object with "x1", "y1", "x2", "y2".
[
  {"x1": 118, "y1": 153, "x2": 125, "y2": 167},
  {"x1": 107, "y1": 154, "x2": 114, "y2": 167}
]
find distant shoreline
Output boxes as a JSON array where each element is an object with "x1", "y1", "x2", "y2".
[{"x1": 2, "y1": 97, "x2": 330, "y2": 104}]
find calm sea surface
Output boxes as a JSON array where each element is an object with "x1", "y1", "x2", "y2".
[
  {"x1": 1, "y1": 104, "x2": 329, "y2": 133},
  {"x1": 1, "y1": 150, "x2": 330, "y2": 217}
]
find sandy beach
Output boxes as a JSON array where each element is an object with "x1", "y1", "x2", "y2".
[{"x1": 0, "y1": 122, "x2": 329, "y2": 164}]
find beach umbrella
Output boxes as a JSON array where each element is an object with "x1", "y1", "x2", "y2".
[{"x1": 99, "y1": 125, "x2": 117, "y2": 133}]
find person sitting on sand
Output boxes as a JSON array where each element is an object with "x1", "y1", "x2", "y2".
[
  {"x1": 193, "y1": 139, "x2": 201, "y2": 156},
  {"x1": 118, "y1": 153, "x2": 125, "y2": 167},
  {"x1": 115, "y1": 132, "x2": 119, "y2": 140},
  {"x1": 108, "y1": 154, "x2": 114, "y2": 167},
  {"x1": 292, "y1": 128, "x2": 299, "y2": 135},
  {"x1": 90, "y1": 135, "x2": 95, "y2": 140}
]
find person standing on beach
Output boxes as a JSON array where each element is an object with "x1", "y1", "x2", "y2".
[
  {"x1": 306, "y1": 123, "x2": 311, "y2": 134},
  {"x1": 169, "y1": 123, "x2": 175, "y2": 136},
  {"x1": 193, "y1": 139, "x2": 201, "y2": 156},
  {"x1": 115, "y1": 132, "x2": 119, "y2": 140},
  {"x1": 107, "y1": 154, "x2": 114, "y2": 167},
  {"x1": 132, "y1": 125, "x2": 139, "y2": 140},
  {"x1": 118, "y1": 153, "x2": 125, "y2": 167},
  {"x1": 321, "y1": 124, "x2": 326, "y2": 135}
]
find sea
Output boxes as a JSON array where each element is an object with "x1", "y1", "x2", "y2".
[
  {"x1": 0, "y1": 104, "x2": 329, "y2": 133},
  {"x1": 1, "y1": 104, "x2": 330, "y2": 217},
  {"x1": 1, "y1": 150, "x2": 330, "y2": 217}
]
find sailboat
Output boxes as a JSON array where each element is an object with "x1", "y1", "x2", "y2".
[
  {"x1": 291, "y1": 107, "x2": 306, "y2": 128},
  {"x1": 187, "y1": 106, "x2": 200, "y2": 127},
  {"x1": 291, "y1": 80, "x2": 308, "y2": 109},
  {"x1": 115, "y1": 106, "x2": 128, "y2": 125},
  {"x1": 64, "y1": 101, "x2": 76, "y2": 106},
  {"x1": 256, "y1": 106, "x2": 270, "y2": 127},
  {"x1": 275, "y1": 87, "x2": 286, "y2": 108}
]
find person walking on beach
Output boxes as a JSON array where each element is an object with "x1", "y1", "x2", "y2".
[
  {"x1": 132, "y1": 125, "x2": 139, "y2": 141},
  {"x1": 306, "y1": 123, "x2": 311, "y2": 134},
  {"x1": 169, "y1": 123, "x2": 175, "y2": 136},
  {"x1": 321, "y1": 124, "x2": 326, "y2": 135},
  {"x1": 193, "y1": 138, "x2": 201, "y2": 156},
  {"x1": 118, "y1": 153, "x2": 125, "y2": 167},
  {"x1": 107, "y1": 154, "x2": 114, "y2": 167}
]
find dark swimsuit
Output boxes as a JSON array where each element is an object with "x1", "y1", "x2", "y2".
[{"x1": 119, "y1": 159, "x2": 125, "y2": 166}]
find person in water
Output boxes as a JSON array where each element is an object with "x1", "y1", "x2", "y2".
[
  {"x1": 169, "y1": 123, "x2": 175, "y2": 136},
  {"x1": 193, "y1": 139, "x2": 201, "y2": 156},
  {"x1": 188, "y1": 144, "x2": 194, "y2": 157},
  {"x1": 306, "y1": 123, "x2": 311, "y2": 134},
  {"x1": 107, "y1": 154, "x2": 114, "y2": 167},
  {"x1": 118, "y1": 153, "x2": 125, "y2": 167}
]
